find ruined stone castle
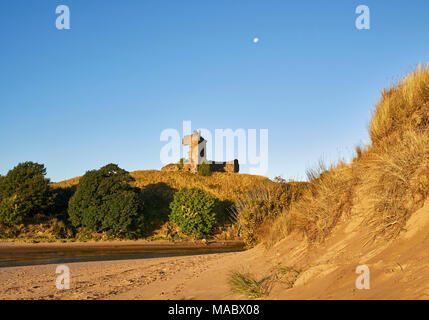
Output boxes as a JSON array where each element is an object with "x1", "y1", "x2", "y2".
[{"x1": 161, "y1": 130, "x2": 239, "y2": 173}]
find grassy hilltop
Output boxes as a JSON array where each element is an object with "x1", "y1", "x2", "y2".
[{"x1": 53, "y1": 170, "x2": 272, "y2": 203}]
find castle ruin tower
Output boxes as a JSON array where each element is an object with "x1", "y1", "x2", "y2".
[
  {"x1": 162, "y1": 129, "x2": 239, "y2": 173},
  {"x1": 182, "y1": 130, "x2": 207, "y2": 170}
]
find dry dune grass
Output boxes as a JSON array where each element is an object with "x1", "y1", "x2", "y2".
[
  {"x1": 359, "y1": 131, "x2": 429, "y2": 240},
  {"x1": 231, "y1": 180, "x2": 307, "y2": 247},
  {"x1": 265, "y1": 161, "x2": 358, "y2": 245},
  {"x1": 264, "y1": 64, "x2": 429, "y2": 246},
  {"x1": 370, "y1": 64, "x2": 429, "y2": 145}
]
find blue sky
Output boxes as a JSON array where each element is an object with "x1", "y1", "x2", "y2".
[{"x1": 1, "y1": 0, "x2": 428, "y2": 182}]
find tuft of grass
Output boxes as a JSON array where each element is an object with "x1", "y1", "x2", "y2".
[
  {"x1": 277, "y1": 265, "x2": 300, "y2": 275},
  {"x1": 274, "y1": 264, "x2": 301, "y2": 288},
  {"x1": 229, "y1": 271, "x2": 265, "y2": 299}
]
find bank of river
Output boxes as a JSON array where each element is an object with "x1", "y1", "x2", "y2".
[{"x1": 0, "y1": 240, "x2": 245, "y2": 267}]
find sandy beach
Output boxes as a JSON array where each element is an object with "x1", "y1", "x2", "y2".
[
  {"x1": 0, "y1": 241, "x2": 247, "y2": 300},
  {"x1": 0, "y1": 253, "x2": 233, "y2": 300}
]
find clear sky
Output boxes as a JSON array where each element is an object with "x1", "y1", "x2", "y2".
[{"x1": 1, "y1": 0, "x2": 429, "y2": 182}]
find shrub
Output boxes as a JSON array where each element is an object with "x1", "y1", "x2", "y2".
[
  {"x1": 198, "y1": 161, "x2": 212, "y2": 176},
  {"x1": 169, "y1": 187, "x2": 217, "y2": 238},
  {"x1": 0, "y1": 162, "x2": 47, "y2": 198},
  {"x1": 0, "y1": 162, "x2": 54, "y2": 225},
  {"x1": 68, "y1": 164, "x2": 144, "y2": 238},
  {"x1": 0, "y1": 196, "x2": 23, "y2": 227}
]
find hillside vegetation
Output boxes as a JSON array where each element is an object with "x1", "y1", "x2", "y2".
[
  {"x1": 52, "y1": 170, "x2": 305, "y2": 243},
  {"x1": 3, "y1": 164, "x2": 303, "y2": 241},
  {"x1": 54, "y1": 170, "x2": 271, "y2": 202}
]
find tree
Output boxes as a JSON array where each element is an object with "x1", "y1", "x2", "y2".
[
  {"x1": 0, "y1": 175, "x2": 4, "y2": 201},
  {"x1": 51, "y1": 186, "x2": 76, "y2": 221},
  {"x1": 0, "y1": 162, "x2": 47, "y2": 198},
  {"x1": 0, "y1": 162, "x2": 54, "y2": 226},
  {"x1": 68, "y1": 164, "x2": 144, "y2": 238},
  {"x1": 0, "y1": 196, "x2": 23, "y2": 226},
  {"x1": 169, "y1": 187, "x2": 217, "y2": 238}
]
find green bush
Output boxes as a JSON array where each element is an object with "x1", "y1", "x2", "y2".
[
  {"x1": 198, "y1": 161, "x2": 212, "y2": 176},
  {"x1": 0, "y1": 162, "x2": 54, "y2": 226},
  {"x1": 169, "y1": 187, "x2": 217, "y2": 238},
  {"x1": 68, "y1": 164, "x2": 144, "y2": 238},
  {"x1": 0, "y1": 196, "x2": 23, "y2": 227}
]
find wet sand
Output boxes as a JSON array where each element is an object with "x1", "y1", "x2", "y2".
[{"x1": 0, "y1": 240, "x2": 244, "y2": 267}]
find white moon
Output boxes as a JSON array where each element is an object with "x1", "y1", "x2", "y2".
[{"x1": 253, "y1": 37, "x2": 259, "y2": 44}]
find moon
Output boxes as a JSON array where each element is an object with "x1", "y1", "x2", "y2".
[{"x1": 253, "y1": 37, "x2": 259, "y2": 44}]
